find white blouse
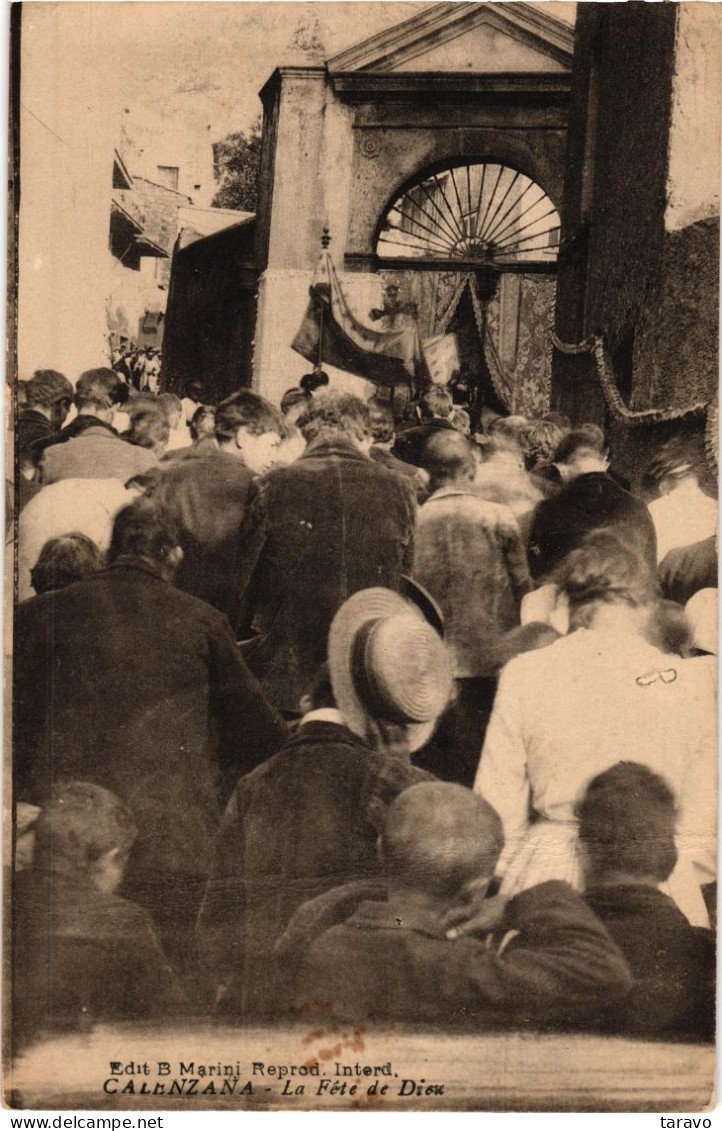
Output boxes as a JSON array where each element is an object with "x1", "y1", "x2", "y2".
[{"x1": 474, "y1": 627, "x2": 717, "y2": 885}]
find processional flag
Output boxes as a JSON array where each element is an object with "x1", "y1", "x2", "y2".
[{"x1": 291, "y1": 249, "x2": 422, "y2": 388}]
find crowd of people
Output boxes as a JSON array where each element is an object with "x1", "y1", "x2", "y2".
[{"x1": 11, "y1": 363, "x2": 717, "y2": 1048}]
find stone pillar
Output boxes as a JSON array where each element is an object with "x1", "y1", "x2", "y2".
[{"x1": 253, "y1": 66, "x2": 357, "y2": 400}]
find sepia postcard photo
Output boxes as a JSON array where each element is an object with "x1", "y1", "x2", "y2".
[{"x1": 5, "y1": 0, "x2": 720, "y2": 1114}]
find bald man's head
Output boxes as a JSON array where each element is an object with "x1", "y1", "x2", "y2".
[
  {"x1": 381, "y1": 782, "x2": 504, "y2": 898},
  {"x1": 422, "y1": 429, "x2": 477, "y2": 489}
]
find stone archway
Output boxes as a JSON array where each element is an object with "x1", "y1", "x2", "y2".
[{"x1": 366, "y1": 160, "x2": 559, "y2": 422}]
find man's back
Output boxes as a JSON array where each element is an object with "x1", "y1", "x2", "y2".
[
  {"x1": 584, "y1": 883, "x2": 713, "y2": 1038},
  {"x1": 14, "y1": 565, "x2": 287, "y2": 881},
  {"x1": 236, "y1": 438, "x2": 416, "y2": 710},
  {"x1": 527, "y1": 472, "x2": 657, "y2": 581},
  {"x1": 197, "y1": 719, "x2": 431, "y2": 1016},
  {"x1": 14, "y1": 868, "x2": 183, "y2": 1042},
  {"x1": 415, "y1": 489, "x2": 529, "y2": 677},
  {"x1": 297, "y1": 881, "x2": 632, "y2": 1027},
  {"x1": 41, "y1": 426, "x2": 157, "y2": 484},
  {"x1": 148, "y1": 450, "x2": 254, "y2": 612}
]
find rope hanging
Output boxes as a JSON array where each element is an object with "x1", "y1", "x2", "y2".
[
  {"x1": 592, "y1": 338, "x2": 708, "y2": 426},
  {"x1": 550, "y1": 329, "x2": 595, "y2": 355},
  {"x1": 550, "y1": 330, "x2": 709, "y2": 426}
]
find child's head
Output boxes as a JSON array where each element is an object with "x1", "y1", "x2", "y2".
[
  {"x1": 33, "y1": 781, "x2": 137, "y2": 894},
  {"x1": 577, "y1": 762, "x2": 678, "y2": 887},
  {"x1": 380, "y1": 782, "x2": 504, "y2": 903}
]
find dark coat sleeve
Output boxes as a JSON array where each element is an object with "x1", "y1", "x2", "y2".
[
  {"x1": 526, "y1": 499, "x2": 556, "y2": 582},
  {"x1": 431, "y1": 881, "x2": 633, "y2": 1024},
  {"x1": 399, "y1": 476, "x2": 417, "y2": 575},
  {"x1": 232, "y1": 478, "x2": 270, "y2": 632},
  {"x1": 195, "y1": 783, "x2": 247, "y2": 1006},
  {"x1": 124, "y1": 904, "x2": 188, "y2": 1018},
  {"x1": 496, "y1": 512, "x2": 532, "y2": 606},
  {"x1": 207, "y1": 610, "x2": 289, "y2": 795}
]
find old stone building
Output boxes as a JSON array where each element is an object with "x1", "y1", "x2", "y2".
[
  {"x1": 552, "y1": 2, "x2": 720, "y2": 484},
  {"x1": 165, "y1": 1, "x2": 575, "y2": 408},
  {"x1": 164, "y1": 0, "x2": 719, "y2": 484}
]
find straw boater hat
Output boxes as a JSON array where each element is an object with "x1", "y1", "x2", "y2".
[{"x1": 328, "y1": 587, "x2": 453, "y2": 753}]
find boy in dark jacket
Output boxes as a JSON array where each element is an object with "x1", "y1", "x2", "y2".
[
  {"x1": 13, "y1": 782, "x2": 184, "y2": 1049},
  {"x1": 291, "y1": 782, "x2": 632, "y2": 1027},
  {"x1": 578, "y1": 762, "x2": 715, "y2": 1040}
]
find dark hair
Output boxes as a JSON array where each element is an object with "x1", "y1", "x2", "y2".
[
  {"x1": 214, "y1": 390, "x2": 283, "y2": 442},
  {"x1": 281, "y1": 388, "x2": 310, "y2": 416},
  {"x1": 421, "y1": 385, "x2": 453, "y2": 420},
  {"x1": 645, "y1": 599, "x2": 693, "y2": 656},
  {"x1": 26, "y1": 370, "x2": 73, "y2": 410},
  {"x1": 368, "y1": 400, "x2": 395, "y2": 445},
  {"x1": 488, "y1": 414, "x2": 528, "y2": 440},
  {"x1": 107, "y1": 499, "x2": 179, "y2": 566},
  {"x1": 303, "y1": 662, "x2": 336, "y2": 711},
  {"x1": 422, "y1": 429, "x2": 476, "y2": 488},
  {"x1": 76, "y1": 368, "x2": 128, "y2": 411},
  {"x1": 126, "y1": 408, "x2": 169, "y2": 451},
  {"x1": 554, "y1": 425, "x2": 607, "y2": 464},
  {"x1": 300, "y1": 369, "x2": 330, "y2": 395},
  {"x1": 125, "y1": 392, "x2": 159, "y2": 417},
  {"x1": 642, "y1": 436, "x2": 706, "y2": 493},
  {"x1": 555, "y1": 530, "x2": 655, "y2": 616},
  {"x1": 33, "y1": 781, "x2": 137, "y2": 872},
  {"x1": 492, "y1": 622, "x2": 561, "y2": 673},
  {"x1": 183, "y1": 380, "x2": 205, "y2": 401},
  {"x1": 30, "y1": 533, "x2": 103, "y2": 595},
  {"x1": 449, "y1": 407, "x2": 471, "y2": 436},
  {"x1": 382, "y1": 782, "x2": 504, "y2": 898},
  {"x1": 298, "y1": 392, "x2": 371, "y2": 444},
  {"x1": 189, "y1": 405, "x2": 216, "y2": 441},
  {"x1": 543, "y1": 411, "x2": 572, "y2": 431},
  {"x1": 577, "y1": 762, "x2": 678, "y2": 882},
  {"x1": 523, "y1": 419, "x2": 566, "y2": 469}
]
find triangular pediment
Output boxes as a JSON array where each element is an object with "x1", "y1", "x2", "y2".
[{"x1": 327, "y1": 2, "x2": 574, "y2": 75}]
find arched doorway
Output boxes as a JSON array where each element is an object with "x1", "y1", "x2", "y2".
[{"x1": 372, "y1": 161, "x2": 560, "y2": 426}]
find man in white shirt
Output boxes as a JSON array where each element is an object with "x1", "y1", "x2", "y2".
[{"x1": 644, "y1": 437, "x2": 717, "y2": 562}]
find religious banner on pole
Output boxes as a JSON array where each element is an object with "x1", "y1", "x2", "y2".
[{"x1": 292, "y1": 249, "x2": 423, "y2": 388}]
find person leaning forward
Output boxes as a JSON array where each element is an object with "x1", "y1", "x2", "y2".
[
  {"x1": 13, "y1": 497, "x2": 289, "y2": 971},
  {"x1": 232, "y1": 393, "x2": 417, "y2": 713},
  {"x1": 196, "y1": 586, "x2": 453, "y2": 1017}
]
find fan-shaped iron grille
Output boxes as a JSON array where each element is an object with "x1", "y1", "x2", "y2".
[{"x1": 377, "y1": 163, "x2": 560, "y2": 267}]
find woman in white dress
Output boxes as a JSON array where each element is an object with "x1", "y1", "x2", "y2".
[{"x1": 474, "y1": 531, "x2": 716, "y2": 926}]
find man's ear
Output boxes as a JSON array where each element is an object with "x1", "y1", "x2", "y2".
[
  {"x1": 298, "y1": 693, "x2": 313, "y2": 715},
  {"x1": 375, "y1": 834, "x2": 385, "y2": 868},
  {"x1": 168, "y1": 546, "x2": 184, "y2": 569}
]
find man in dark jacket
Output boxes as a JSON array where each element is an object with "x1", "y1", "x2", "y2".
[
  {"x1": 292, "y1": 783, "x2": 632, "y2": 1027},
  {"x1": 367, "y1": 400, "x2": 426, "y2": 498},
  {"x1": 658, "y1": 535, "x2": 718, "y2": 605},
  {"x1": 392, "y1": 384, "x2": 456, "y2": 469},
  {"x1": 527, "y1": 428, "x2": 657, "y2": 582},
  {"x1": 234, "y1": 392, "x2": 417, "y2": 713},
  {"x1": 13, "y1": 782, "x2": 184, "y2": 1049},
  {"x1": 196, "y1": 586, "x2": 450, "y2": 1020},
  {"x1": 14, "y1": 498, "x2": 288, "y2": 966},
  {"x1": 147, "y1": 390, "x2": 283, "y2": 613},
  {"x1": 17, "y1": 369, "x2": 73, "y2": 466},
  {"x1": 17, "y1": 370, "x2": 74, "y2": 510},
  {"x1": 578, "y1": 762, "x2": 714, "y2": 1040}
]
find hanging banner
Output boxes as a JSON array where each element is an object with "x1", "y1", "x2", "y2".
[
  {"x1": 420, "y1": 333, "x2": 460, "y2": 386},
  {"x1": 292, "y1": 251, "x2": 422, "y2": 388}
]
